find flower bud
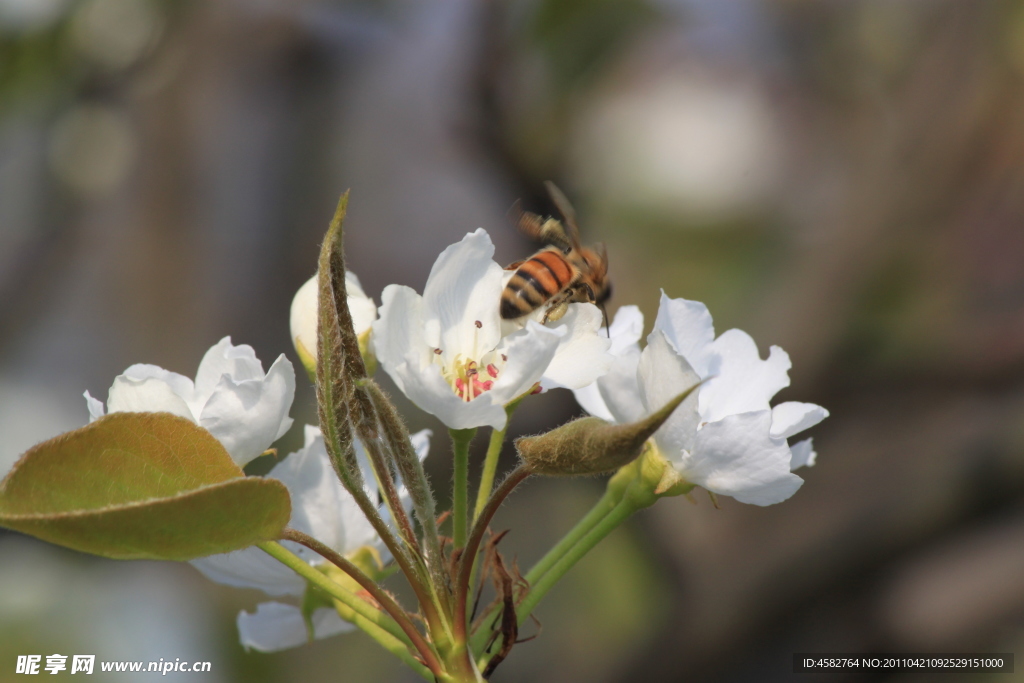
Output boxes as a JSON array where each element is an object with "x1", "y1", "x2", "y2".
[
  {"x1": 290, "y1": 272, "x2": 378, "y2": 381},
  {"x1": 515, "y1": 382, "x2": 700, "y2": 477}
]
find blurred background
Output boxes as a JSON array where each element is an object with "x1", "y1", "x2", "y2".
[{"x1": 2, "y1": 0, "x2": 1024, "y2": 681}]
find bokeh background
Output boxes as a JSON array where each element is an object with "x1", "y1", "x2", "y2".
[{"x1": 2, "y1": 0, "x2": 1024, "y2": 681}]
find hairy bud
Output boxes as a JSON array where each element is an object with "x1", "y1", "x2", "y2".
[{"x1": 516, "y1": 382, "x2": 701, "y2": 477}]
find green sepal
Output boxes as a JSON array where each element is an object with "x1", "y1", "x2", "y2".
[
  {"x1": 0, "y1": 412, "x2": 291, "y2": 560},
  {"x1": 515, "y1": 382, "x2": 701, "y2": 477}
]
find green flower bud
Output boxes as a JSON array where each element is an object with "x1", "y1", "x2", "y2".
[{"x1": 515, "y1": 382, "x2": 700, "y2": 477}]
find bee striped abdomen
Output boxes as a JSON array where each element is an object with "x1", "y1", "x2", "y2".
[{"x1": 500, "y1": 248, "x2": 576, "y2": 319}]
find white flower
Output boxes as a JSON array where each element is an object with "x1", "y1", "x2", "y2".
[
  {"x1": 290, "y1": 271, "x2": 377, "y2": 365},
  {"x1": 237, "y1": 602, "x2": 352, "y2": 652},
  {"x1": 372, "y1": 229, "x2": 613, "y2": 430},
  {"x1": 83, "y1": 337, "x2": 295, "y2": 468},
  {"x1": 192, "y1": 424, "x2": 432, "y2": 651},
  {"x1": 574, "y1": 294, "x2": 828, "y2": 506}
]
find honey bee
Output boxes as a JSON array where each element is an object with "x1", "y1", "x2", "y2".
[{"x1": 500, "y1": 182, "x2": 611, "y2": 325}]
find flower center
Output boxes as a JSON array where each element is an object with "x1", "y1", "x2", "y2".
[{"x1": 434, "y1": 353, "x2": 502, "y2": 402}]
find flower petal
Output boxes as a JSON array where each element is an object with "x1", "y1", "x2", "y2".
[
  {"x1": 653, "y1": 292, "x2": 716, "y2": 377},
  {"x1": 684, "y1": 411, "x2": 803, "y2": 506},
  {"x1": 290, "y1": 272, "x2": 377, "y2": 365},
  {"x1": 193, "y1": 337, "x2": 266, "y2": 408},
  {"x1": 272, "y1": 428, "x2": 380, "y2": 558},
  {"x1": 539, "y1": 304, "x2": 612, "y2": 391},
  {"x1": 595, "y1": 348, "x2": 646, "y2": 424},
  {"x1": 198, "y1": 354, "x2": 296, "y2": 467},
  {"x1": 641, "y1": 330, "x2": 702, "y2": 457},
  {"x1": 83, "y1": 390, "x2": 105, "y2": 422},
  {"x1": 190, "y1": 547, "x2": 306, "y2": 597},
  {"x1": 421, "y1": 229, "x2": 504, "y2": 361},
  {"x1": 770, "y1": 401, "x2": 829, "y2": 439},
  {"x1": 489, "y1": 321, "x2": 565, "y2": 403},
  {"x1": 789, "y1": 438, "x2": 817, "y2": 469},
  {"x1": 699, "y1": 329, "x2": 791, "y2": 424},
  {"x1": 606, "y1": 305, "x2": 644, "y2": 356},
  {"x1": 572, "y1": 382, "x2": 615, "y2": 422},
  {"x1": 289, "y1": 276, "x2": 319, "y2": 361},
  {"x1": 107, "y1": 375, "x2": 195, "y2": 421},
  {"x1": 345, "y1": 271, "x2": 378, "y2": 336},
  {"x1": 572, "y1": 305, "x2": 644, "y2": 421},
  {"x1": 410, "y1": 428, "x2": 432, "y2": 462},
  {"x1": 373, "y1": 285, "x2": 432, "y2": 393},
  {"x1": 237, "y1": 602, "x2": 353, "y2": 652}
]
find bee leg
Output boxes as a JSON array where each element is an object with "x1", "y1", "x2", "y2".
[
  {"x1": 568, "y1": 282, "x2": 596, "y2": 304},
  {"x1": 543, "y1": 301, "x2": 570, "y2": 323},
  {"x1": 542, "y1": 289, "x2": 574, "y2": 324}
]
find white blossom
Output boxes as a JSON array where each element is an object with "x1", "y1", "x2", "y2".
[
  {"x1": 574, "y1": 294, "x2": 828, "y2": 506},
  {"x1": 290, "y1": 271, "x2": 377, "y2": 365},
  {"x1": 83, "y1": 337, "x2": 295, "y2": 468},
  {"x1": 192, "y1": 424, "x2": 431, "y2": 651},
  {"x1": 372, "y1": 229, "x2": 613, "y2": 430},
  {"x1": 237, "y1": 602, "x2": 352, "y2": 653}
]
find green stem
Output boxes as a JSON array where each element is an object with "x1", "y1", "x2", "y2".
[
  {"x1": 280, "y1": 528, "x2": 441, "y2": 675},
  {"x1": 468, "y1": 486, "x2": 620, "y2": 656},
  {"x1": 342, "y1": 609, "x2": 433, "y2": 680},
  {"x1": 455, "y1": 466, "x2": 531, "y2": 641},
  {"x1": 257, "y1": 542, "x2": 429, "y2": 664},
  {"x1": 473, "y1": 398, "x2": 523, "y2": 522},
  {"x1": 515, "y1": 498, "x2": 637, "y2": 626},
  {"x1": 525, "y1": 487, "x2": 620, "y2": 584},
  {"x1": 473, "y1": 426, "x2": 506, "y2": 522},
  {"x1": 450, "y1": 429, "x2": 476, "y2": 549}
]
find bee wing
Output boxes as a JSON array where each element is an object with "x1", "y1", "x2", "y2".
[
  {"x1": 509, "y1": 199, "x2": 573, "y2": 251},
  {"x1": 592, "y1": 242, "x2": 609, "y2": 278},
  {"x1": 544, "y1": 181, "x2": 583, "y2": 251}
]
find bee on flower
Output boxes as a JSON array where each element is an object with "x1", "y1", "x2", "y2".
[{"x1": 371, "y1": 229, "x2": 614, "y2": 430}]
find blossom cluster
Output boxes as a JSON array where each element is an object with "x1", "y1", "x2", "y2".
[{"x1": 80, "y1": 228, "x2": 826, "y2": 651}]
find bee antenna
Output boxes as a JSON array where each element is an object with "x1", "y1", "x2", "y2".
[{"x1": 601, "y1": 303, "x2": 610, "y2": 338}]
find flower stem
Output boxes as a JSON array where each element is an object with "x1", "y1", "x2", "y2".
[
  {"x1": 472, "y1": 426, "x2": 506, "y2": 523},
  {"x1": 475, "y1": 497, "x2": 638, "y2": 671},
  {"x1": 524, "y1": 487, "x2": 621, "y2": 585},
  {"x1": 472, "y1": 398, "x2": 522, "y2": 523},
  {"x1": 454, "y1": 466, "x2": 531, "y2": 640},
  {"x1": 342, "y1": 610, "x2": 433, "y2": 680},
  {"x1": 280, "y1": 528, "x2": 441, "y2": 676},
  {"x1": 450, "y1": 428, "x2": 476, "y2": 549},
  {"x1": 467, "y1": 486, "x2": 619, "y2": 656},
  {"x1": 517, "y1": 497, "x2": 636, "y2": 625},
  {"x1": 257, "y1": 540, "x2": 440, "y2": 677}
]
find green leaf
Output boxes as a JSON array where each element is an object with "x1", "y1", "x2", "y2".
[{"x1": 0, "y1": 412, "x2": 291, "y2": 560}]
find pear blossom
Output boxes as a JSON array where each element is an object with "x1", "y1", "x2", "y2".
[
  {"x1": 191, "y1": 424, "x2": 432, "y2": 651},
  {"x1": 290, "y1": 270, "x2": 377, "y2": 367},
  {"x1": 372, "y1": 229, "x2": 613, "y2": 430},
  {"x1": 83, "y1": 337, "x2": 295, "y2": 468},
  {"x1": 574, "y1": 294, "x2": 828, "y2": 506}
]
